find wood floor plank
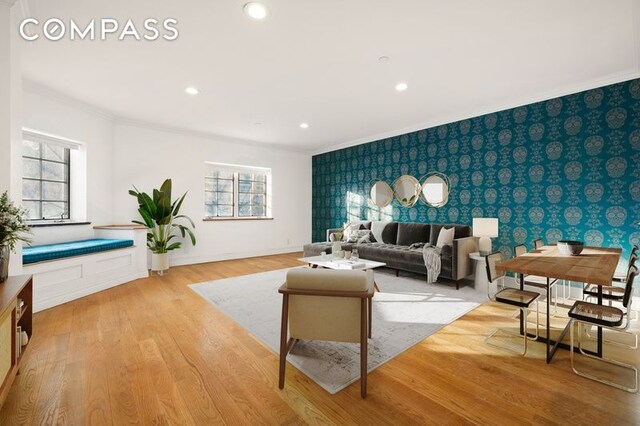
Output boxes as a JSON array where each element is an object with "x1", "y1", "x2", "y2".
[{"x1": 0, "y1": 252, "x2": 638, "y2": 425}]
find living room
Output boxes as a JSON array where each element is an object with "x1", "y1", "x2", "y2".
[{"x1": 0, "y1": 0, "x2": 639, "y2": 424}]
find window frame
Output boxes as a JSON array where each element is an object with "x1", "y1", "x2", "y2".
[
  {"x1": 22, "y1": 140, "x2": 72, "y2": 221},
  {"x1": 204, "y1": 172, "x2": 235, "y2": 218},
  {"x1": 204, "y1": 163, "x2": 272, "y2": 221},
  {"x1": 21, "y1": 128, "x2": 86, "y2": 225}
]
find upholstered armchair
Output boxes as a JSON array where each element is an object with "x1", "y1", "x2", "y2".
[{"x1": 278, "y1": 268, "x2": 375, "y2": 398}]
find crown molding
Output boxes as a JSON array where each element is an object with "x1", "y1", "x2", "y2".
[{"x1": 312, "y1": 69, "x2": 640, "y2": 156}]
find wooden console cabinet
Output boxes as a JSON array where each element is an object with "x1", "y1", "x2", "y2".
[{"x1": 0, "y1": 275, "x2": 33, "y2": 408}]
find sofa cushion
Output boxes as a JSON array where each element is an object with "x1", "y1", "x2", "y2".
[
  {"x1": 370, "y1": 221, "x2": 398, "y2": 244},
  {"x1": 23, "y1": 238, "x2": 133, "y2": 264},
  {"x1": 357, "y1": 243, "x2": 424, "y2": 264},
  {"x1": 396, "y1": 222, "x2": 430, "y2": 247}
]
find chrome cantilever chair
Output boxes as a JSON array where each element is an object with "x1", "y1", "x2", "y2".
[
  {"x1": 485, "y1": 252, "x2": 540, "y2": 355},
  {"x1": 278, "y1": 268, "x2": 375, "y2": 398},
  {"x1": 568, "y1": 265, "x2": 639, "y2": 393},
  {"x1": 583, "y1": 245, "x2": 638, "y2": 311},
  {"x1": 514, "y1": 244, "x2": 559, "y2": 316},
  {"x1": 582, "y1": 250, "x2": 638, "y2": 348}
]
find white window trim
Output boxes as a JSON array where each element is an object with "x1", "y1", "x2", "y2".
[{"x1": 22, "y1": 128, "x2": 87, "y2": 223}]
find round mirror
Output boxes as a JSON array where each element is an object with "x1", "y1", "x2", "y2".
[
  {"x1": 393, "y1": 175, "x2": 421, "y2": 207},
  {"x1": 369, "y1": 180, "x2": 393, "y2": 208},
  {"x1": 420, "y1": 172, "x2": 450, "y2": 207}
]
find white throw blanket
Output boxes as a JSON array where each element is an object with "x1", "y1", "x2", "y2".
[{"x1": 422, "y1": 245, "x2": 442, "y2": 284}]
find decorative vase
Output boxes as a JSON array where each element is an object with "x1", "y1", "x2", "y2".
[
  {"x1": 151, "y1": 252, "x2": 169, "y2": 275},
  {"x1": 0, "y1": 245, "x2": 9, "y2": 282},
  {"x1": 331, "y1": 241, "x2": 342, "y2": 258}
]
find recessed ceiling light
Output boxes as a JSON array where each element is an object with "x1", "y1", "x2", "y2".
[
  {"x1": 185, "y1": 86, "x2": 199, "y2": 95},
  {"x1": 395, "y1": 82, "x2": 408, "y2": 92},
  {"x1": 244, "y1": 2, "x2": 269, "y2": 20},
  {"x1": 300, "y1": 123, "x2": 309, "y2": 129}
]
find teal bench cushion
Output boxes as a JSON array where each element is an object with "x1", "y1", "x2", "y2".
[{"x1": 23, "y1": 238, "x2": 134, "y2": 265}]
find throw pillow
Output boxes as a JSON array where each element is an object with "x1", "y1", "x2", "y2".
[
  {"x1": 436, "y1": 226, "x2": 455, "y2": 248},
  {"x1": 347, "y1": 229, "x2": 372, "y2": 243},
  {"x1": 342, "y1": 222, "x2": 363, "y2": 242}
]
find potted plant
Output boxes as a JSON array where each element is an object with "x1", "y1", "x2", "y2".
[
  {"x1": 0, "y1": 191, "x2": 32, "y2": 282},
  {"x1": 129, "y1": 179, "x2": 196, "y2": 275}
]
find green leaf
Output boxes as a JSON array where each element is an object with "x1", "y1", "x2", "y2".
[
  {"x1": 166, "y1": 242, "x2": 182, "y2": 251},
  {"x1": 172, "y1": 192, "x2": 187, "y2": 215},
  {"x1": 138, "y1": 208, "x2": 154, "y2": 228},
  {"x1": 174, "y1": 214, "x2": 195, "y2": 228},
  {"x1": 179, "y1": 226, "x2": 197, "y2": 246},
  {"x1": 139, "y1": 193, "x2": 157, "y2": 217}
]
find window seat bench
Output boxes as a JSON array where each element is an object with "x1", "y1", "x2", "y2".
[
  {"x1": 22, "y1": 227, "x2": 149, "y2": 312},
  {"x1": 23, "y1": 238, "x2": 134, "y2": 265}
]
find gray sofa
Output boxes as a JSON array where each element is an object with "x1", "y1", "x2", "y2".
[{"x1": 303, "y1": 221, "x2": 478, "y2": 289}]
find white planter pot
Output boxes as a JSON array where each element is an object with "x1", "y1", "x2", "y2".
[{"x1": 151, "y1": 252, "x2": 169, "y2": 275}]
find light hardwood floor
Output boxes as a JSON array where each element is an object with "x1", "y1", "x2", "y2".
[{"x1": 0, "y1": 252, "x2": 638, "y2": 425}]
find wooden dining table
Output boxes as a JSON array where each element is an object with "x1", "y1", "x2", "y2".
[{"x1": 496, "y1": 245, "x2": 622, "y2": 363}]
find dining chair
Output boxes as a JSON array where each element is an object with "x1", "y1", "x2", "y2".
[
  {"x1": 533, "y1": 239, "x2": 544, "y2": 250},
  {"x1": 582, "y1": 251, "x2": 638, "y2": 348},
  {"x1": 568, "y1": 265, "x2": 638, "y2": 393},
  {"x1": 485, "y1": 251, "x2": 540, "y2": 355},
  {"x1": 584, "y1": 245, "x2": 637, "y2": 298},
  {"x1": 514, "y1": 244, "x2": 559, "y2": 316},
  {"x1": 278, "y1": 268, "x2": 375, "y2": 398}
]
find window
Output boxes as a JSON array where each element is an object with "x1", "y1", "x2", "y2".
[
  {"x1": 205, "y1": 163, "x2": 271, "y2": 219},
  {"x1": 205, "y1": 170, "x2": 235, "y2": 217},
  {"x1": 21, "y1": 129, "x2": 86, "y2": 223},
  {"x1": 22, "y1": 139, "x2": 71, "y2": 220},
  {"x1": 238, "y1": 173, "x2": 267, "y2": 217}
]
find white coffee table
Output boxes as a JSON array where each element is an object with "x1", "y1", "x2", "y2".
[
  {"x1": 298, "y1": 255, "x2": 386, "y2": 270},
  {"x1": 298, "y1": 255, "x2": 386, "y2": 291}
]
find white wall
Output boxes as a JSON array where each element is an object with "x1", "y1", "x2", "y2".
[
  {"x1": 19, "y1": 86, "x2": 311, "y2": 265},
  {"x1": 112, "y1": 123, "x2": 311, "y2": 266},
  {"x1": 22, "y1": 86, "x2": 115, "y2": 245}
]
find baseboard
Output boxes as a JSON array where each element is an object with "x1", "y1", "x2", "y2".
[{"x1": 168, "y1": 246, "x2": 302, "y2": 267}]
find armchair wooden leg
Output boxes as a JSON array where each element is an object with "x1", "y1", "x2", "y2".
[
  {"x1": 361, "y1": 298, "x2": 368, "y2": 398},
  {"x1": 279, "y1": 294, "x2": 289, "y2": 389},
  {"x1": 395, "y1": 269, "x2": 399, "y2": 277}
]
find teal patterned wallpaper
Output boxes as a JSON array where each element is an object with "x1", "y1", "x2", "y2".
[{"x1": 312, "y1": 78, "x2": 640, "y2": 264}]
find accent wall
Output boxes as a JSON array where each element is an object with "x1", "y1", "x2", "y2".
[{"x1": 312, "y1": 78, "x2": 640, "y2": 263}]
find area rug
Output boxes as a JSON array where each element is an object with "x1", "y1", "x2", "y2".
[{"x1": 189, "y1": 268, "x2": 486, "y2": 394}]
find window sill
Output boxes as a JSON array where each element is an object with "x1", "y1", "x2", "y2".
[
  {"x1": 28, "y1": 221, "x2": 92, "y2": 228},
  {"x1": 203, "y1": 217, "x2": 274, "y2": 222}
]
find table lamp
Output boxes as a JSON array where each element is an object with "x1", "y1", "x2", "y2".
[{"x1": 473, "y1": 218, "x2": 499, "y2": 256}]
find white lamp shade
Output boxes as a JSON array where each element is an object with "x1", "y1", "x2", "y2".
[{"x1": 473, "y1": 218, "x2": 499, "y2": 238}]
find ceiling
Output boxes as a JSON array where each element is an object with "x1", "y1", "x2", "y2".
[{"x1": 18, "y1": 0, "x2": 640, "y2": 153}]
